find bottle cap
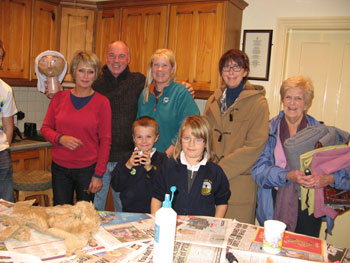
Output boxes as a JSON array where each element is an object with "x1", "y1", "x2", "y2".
[{"x1": 162, "y1": 186, "x2": 177, "y2": 208}]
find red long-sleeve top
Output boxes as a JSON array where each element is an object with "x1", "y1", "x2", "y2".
[{"x1": 41, "y1": 90, "x2": 111, "y2": 177}]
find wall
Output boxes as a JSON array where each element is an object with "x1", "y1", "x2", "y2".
[{"x1": 12, "y1": 87, "x2": 50, "y2": 133}]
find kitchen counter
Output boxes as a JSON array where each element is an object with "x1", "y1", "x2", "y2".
[{"x1": 10, "y1": 139, "x2": 52, "y2": 152}]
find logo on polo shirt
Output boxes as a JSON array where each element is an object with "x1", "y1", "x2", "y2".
[{"x1": 201, "y1": 180, "x2": 212, "y2": 195}]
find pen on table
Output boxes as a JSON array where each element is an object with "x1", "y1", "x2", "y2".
[{"x1": 226, "y1": 252, "x2": 238, "y2": 263}]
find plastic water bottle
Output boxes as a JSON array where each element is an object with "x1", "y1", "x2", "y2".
[{"x1": 153, "y1": 186, "x2": 177, "y2": 263}]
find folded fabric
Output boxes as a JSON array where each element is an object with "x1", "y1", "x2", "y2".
[
  {"x1": 310, "y1": 146, "x2": 350, "y2": 235},
  {"x1": 310, "y1": 146, "x2": 350, "y2": 218},
  {"x1": 284, "y1": 125, "x2": 349, "y2": 170},
  {"x1": 299, "y1": 145, "x2": 348, "y2": 214}
]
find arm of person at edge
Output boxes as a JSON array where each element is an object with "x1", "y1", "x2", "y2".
[
  {"x1": 252, "y1": 135, "x2": 292, "y2": 188},
  {"x1": 182, "y1": 81, "x2": 195, "y2": 98},
  {"x1": 165, "y1": 144, "x2": 175, "y2": 157},
  {"x1": 215, "y1": 204, "x2": 228, "y2": 218},
  {"x1": 308, "y1": 168, "x2": 350, "y2": 190},
  {"x1": 2, "y1": 115, "x2": 14, "y2": 145},
  {"x1": 150, "y1": 197, "x2": 162, "y2": 215},
  {"x1": 89, "y1": 177, "x2": 102, "y2": 194}
]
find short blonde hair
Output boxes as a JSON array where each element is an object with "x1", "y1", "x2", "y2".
[
  {"x1": 142, "y1": 49, "x2": 176, "y2": 103},
  {"x1": 173, "y1": 115, "x2": 214, "y2": 162},
  {"x1": 132, "y1": 116, "x2": 159, "y2": 136},
  {"x1": 280, "y1": 75, "x2": 314, "y2": 108},
  {"x1": 70, "y1": 51, "x2": 100, "y2": 82}
]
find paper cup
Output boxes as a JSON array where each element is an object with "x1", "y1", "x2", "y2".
[{"x1": 262, "y1": 220, "x2": 286, "y2": 254}]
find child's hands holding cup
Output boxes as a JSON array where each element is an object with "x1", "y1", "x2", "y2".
[
  {"x1": 138, "y1": 151, "x2": 152, "y2": 171},
  {"x1": 126, "y1": 150, "x2": 152, "y2": 171},
  {"x1": 126, "y1": 150, "x2": 142, "y2": 169}
]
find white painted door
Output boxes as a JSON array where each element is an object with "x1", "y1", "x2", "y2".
[{"x1": 284, "y1": 28, "x2": 350, "y2": 132}]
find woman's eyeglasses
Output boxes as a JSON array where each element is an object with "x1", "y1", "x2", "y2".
[{"x1": 222, "y1": 65, "x2": 241, "y2": 72}]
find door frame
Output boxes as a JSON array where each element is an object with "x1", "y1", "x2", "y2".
[{"x1": 270, "y1": 16, "x2": 350, "y2": 116}]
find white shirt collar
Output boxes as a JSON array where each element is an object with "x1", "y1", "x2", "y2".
[
  {"x1": 134, "y1": 147, "x2": 156, "y2": 158},
  {"x1": 180, "y1": 151, "x2": 208, "y2": 172}
]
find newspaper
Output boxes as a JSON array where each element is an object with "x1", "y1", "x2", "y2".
[
  {"x1": 0, "y1": 199, "x2": 14, "y2": 215},
  {"x1": 227, "y1": 220, "x2": 259, "y2": 250},
  {"x1": 0, "y1": 251, "x2": 42, "y2": 263},
  {"x1": 228, "y1": 249, "x2": 326, "y2": 263},
  {"x1": 94, "y1": 219, "x2": 154, "y2": 250},
  {"x1": 56, "y1": 242, "x2": 149, "y2": 263},
  {"x1": 173, "y1": 242, "x2": 226, "y2": 263},
  {"x1": 98, "y1": 211, "x2": 151, "y2": 226},
  {"x1": 124, "y1": 241, "x2": 226, "y2": 263},
  {"x1": 175, "y1": 215, "x2": 233, "y2": 248},
  {"x1": 327, "y1": 243, "x2": 350, "y2": 263},
  {"x1": 226, "y1": 223, "x2": 328, "y2": 263},
  {"x1": 4, "y1": 229, "x2": 105, "y2": 263}
]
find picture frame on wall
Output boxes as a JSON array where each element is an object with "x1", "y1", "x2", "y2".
[{"x1": 242, "y1": 30, "x2": 273, "y2": 81}]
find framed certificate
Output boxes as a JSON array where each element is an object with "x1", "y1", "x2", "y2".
[{"x1": 242, "y1": 30, "x2": 273, "y2": 81}]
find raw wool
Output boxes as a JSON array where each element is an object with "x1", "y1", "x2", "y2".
[{"x1": 0, "y1": 200, "x2": 101, "y2": 256}]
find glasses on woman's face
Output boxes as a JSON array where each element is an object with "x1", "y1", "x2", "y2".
[
  {"x1": 182, "y1": 136, "x2": 205, "y2": 144},
  {"x1": 222, "y1": 64, "x2": 241, "y2": 73}
]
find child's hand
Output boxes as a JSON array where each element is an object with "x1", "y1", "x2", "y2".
[
  {"x1": 139, "y1": 151, "x2": 152, "y2": 171},
  {"x1": 126, "y1": 150, "x2": 141, "y2": 169}
]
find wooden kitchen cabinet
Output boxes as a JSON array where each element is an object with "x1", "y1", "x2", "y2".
[
  {"x1": 59, "y1": 6, "x2": 95, "y2": 81},
  {"x1": 31, "y1": 0, "x2": 59, "y2": 80},
  {"x1": 0, "y1": 0, "x2": 31, "y2": 79},
  {"x1": 120, "y1": 5, "x2": 168, "y2": 75},
  {"x1": 96, "y1": 8, "x2": 120, "y2": 65},
  {"x1": 11, "y1": 148, "x2": 45, "y2": 172},
  {"x1": 2, "y1": 0, "x2": 247, "y2": 98},
  {"x1": 168, "y1": 1, "x2": 247, "y2": 96},
  {"x1": 10, "y1": 140, "x2": 52, "y2": 171},
  {"x1": 96, "y1": 0, "x2": 247, "y2": 98}
]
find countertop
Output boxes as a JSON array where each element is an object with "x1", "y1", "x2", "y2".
[{"x1": 10, "y1": 139, "x2": 52, "y2": 152}]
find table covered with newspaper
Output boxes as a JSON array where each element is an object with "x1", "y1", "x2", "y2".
[{"x1": 1, "y1": 199, "x2": 349, "y2": 263}]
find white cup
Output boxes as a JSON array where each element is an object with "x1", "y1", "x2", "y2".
[{"x1": 262, "y1": 220, "x2": 286, "y2": 254}]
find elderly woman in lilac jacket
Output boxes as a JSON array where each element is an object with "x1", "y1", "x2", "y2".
[{"x1": 252, "y1": 75, "x2": 350, "y2": 238}]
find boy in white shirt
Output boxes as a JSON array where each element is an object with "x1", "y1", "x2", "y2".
[{"x1": 0, "y1": 40, "x2": 18, "y2": 202}]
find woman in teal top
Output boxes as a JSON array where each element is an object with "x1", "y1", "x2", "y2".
[{"x1": 137, "y1": 49, "x2": 199, "y2": 156}]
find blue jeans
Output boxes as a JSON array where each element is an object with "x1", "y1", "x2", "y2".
[
  {"x1": 93, "y1": 162, "x2": 122, "y2": 211},
  {"x1": 0, "y1": 149, "x2": 15, "y2": 202},
  {"x1": 51, "y1": 161, "x2": 95, "y2": 205}
]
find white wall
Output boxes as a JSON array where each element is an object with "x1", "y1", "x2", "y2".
[
  {"x1": 240, "y1": 0, "x2": 350, "y2": 115},
  {"x1": 12, "y1": 87, "x2": 50, "y2": 132}
]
